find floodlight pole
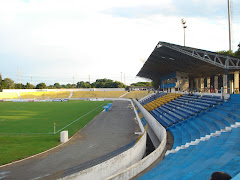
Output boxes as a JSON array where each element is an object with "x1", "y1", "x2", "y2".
[
  {"x1": 228, "y1": 0, "x2": 232, "y2": 51},
  {"x1": 181, "y1": 18, "x2": 187, "y2": 46},
  {"x1": 184, "y1": 27, "x2": 186, "y2": 46}
]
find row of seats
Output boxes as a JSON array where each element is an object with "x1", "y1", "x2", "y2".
[
  {"x1": 123, "y1": 91, "x2": 153, "y2": 100},
  {"x1": 140, "y1": 92, "x2": 167, "y2": 106},
  {"x1": 20, "y1": 91, "x2": 71, "y2": 99},
  {"x1": 139, "y1": 95, "x2": 240, "y2": 179},
  {"x1": 143, "y1": 93, "x2": 182, "y2": 111},
  {"x1": 0, "y1": 92, "x2": 19, "y2": 99},
  {"x1": 150, "y1": 94, "x2": 223, "y2": 129}
]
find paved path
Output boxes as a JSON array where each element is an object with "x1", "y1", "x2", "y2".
[{"x1": 0, "y1": 100, "x2": 140, "y2": 180}]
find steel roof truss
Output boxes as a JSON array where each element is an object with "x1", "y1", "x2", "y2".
[{"x1": 160, "y1": 42, "x2": 240, "y2": 70}]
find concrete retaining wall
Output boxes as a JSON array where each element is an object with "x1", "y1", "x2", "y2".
[
  {"x1": 105, "y1": 100, "x2": 167, "y2": 180},
  {"x1": 106, "y1": 133, "x2": 166, "y2": 180},
  {"x1": 134, "y1": 100, "x2": 166, "y2": 142},
  {"x1": 61, "y1": 130, "x2": 147, "y2": 180}
]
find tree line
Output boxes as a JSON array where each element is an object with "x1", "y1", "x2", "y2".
[
  {"x1": 0, "y1": 76, "x2": 152, "y2": 89},
  {"x1": 217, "y1": 43, "x2": 240, "y2": 58}
]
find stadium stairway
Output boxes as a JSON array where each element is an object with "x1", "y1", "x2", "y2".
[
  {"x1": 138, "y1": 94, "x2": 240, "y2": 180},
  {"x1": 69, "y1": 91, "x2": 73, "y2": 98}
]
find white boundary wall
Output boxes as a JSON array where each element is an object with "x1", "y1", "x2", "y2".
[
  {"x1": 61, "y1": 131, "x2": 147, "y2": 180},
  {"x1": 105, "y1": 100, "x2": 167, "y2": 180},
  {"x1": 2, "y1": 88, "x2": 125, "y2": 93},
  {"x1": 134, "y1": 100, "x2": 166, "y2": 142}
]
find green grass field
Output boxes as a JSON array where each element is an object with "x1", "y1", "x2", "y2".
[{"x1": 0, "y1": 100, "x2": 110, "y2": 165}]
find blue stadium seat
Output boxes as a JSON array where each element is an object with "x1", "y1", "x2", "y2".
[{"x1": 138, "y1": 94, "x2": 240, "y2": 180}]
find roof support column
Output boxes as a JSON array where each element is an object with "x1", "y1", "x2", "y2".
[
  {"x1": 207, "y1": 77, "x2": 211, "y2": 93},
  {"x1": 234, "y1": 71, "x2": 239, "y2": 94},
  {"x1": 214, "y1": 76, "x2": 218, "y2": 93},
  {"x1": 194, "y1": 78, "x2": 199, "y2": 92},
  {"x1": 200, "y1": 78, "x2": 204, "y2": 92},
  {"x1": 223, "y1": 74, "x2": 228, "y2": 94},
  {"x1": 190, "y1": 79, "x2": 194, "y2": 92}
]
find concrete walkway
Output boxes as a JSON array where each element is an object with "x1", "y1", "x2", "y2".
[{"x1": 0, "y1": 100, "x2": 140, "y2": 180}]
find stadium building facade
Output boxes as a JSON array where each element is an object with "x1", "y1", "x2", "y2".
[{"x1": 137, "y1": 42, "x2": 240, "y2": 95}]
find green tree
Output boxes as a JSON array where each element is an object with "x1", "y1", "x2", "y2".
[
  {"x1": 217, "y1": 43, "x2": 240, "y2": 58},
  {"x1": 235, "y1": 43, "x2": 240, "y2": 58},
  {"x1": 36, "y1": 82, "x2": 47, "y2": 89},
  {"x1": 130, "y1": 82, "x2": 153, "y2": 87},
  {"x1": 47, "y1": 85, "x2": 54, "y2": 89},
  {"x1": 54, "y1": 83, "x2": 61, "y2": 89},
  {"x1": 217, "y1": 50, "x2": 234, "y2": 56},
  {"x1": 71, "y1": 84, "x2": 76, "y2": 88},
  {"x1": 25, "y1": 82, "x2": 35, "y2": 89},
  {"x1": 65, "y1": 84, "x2": 72, "y2": 88},
  {"x1": 15, "y1": 83, "x2": 25, "y2": 89},
  {"x1": 1, "y1": 78, "x2": 15, "y2": 89},
  {"x1": 77, "y1": 81, "x2": 85, "y2": 88},
  {"x1": 93, "y1": 79, "x2": 125, "y2": 88}
]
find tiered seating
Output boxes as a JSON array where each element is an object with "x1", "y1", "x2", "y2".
[
  {"x1": 139, "y1": 95, "x2": 240, "y2": 179},
  {"x1": 140, "y1": 92, "x2": 167, "y2": 106},
  {"x1": 71, "y1": 91, "x2": 126, "y2": 98},
  {"x1": 151, "y1": 94, "x2": 223, "y2": 128},
  {"x1": 134, "y1": 102, "x2": 148, "y2": 128},
  {"x1": 122, "y1": 91, "x2": 153, "y2": 99},
  {"x1": 20, "y1": 91, "x2": 70, "y2": 99},
  {"x1": 0, "y1": 92, "x2": 19, "y2": 99},
  {"x1": 143, "y1": 93, "x2": 182, "y2": 111}
]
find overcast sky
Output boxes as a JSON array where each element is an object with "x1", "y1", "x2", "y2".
[{"x1": 0, "y1": 0, "x2": 239, "y2": 85}]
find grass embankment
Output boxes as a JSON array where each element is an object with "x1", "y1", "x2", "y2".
[{"x1": 0, "y1": 100, "x2": 109, "y2": 165}]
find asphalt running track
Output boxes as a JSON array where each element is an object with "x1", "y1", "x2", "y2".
[{"x1": 0, "y1": 100, "x2": 141, "y2": 180}]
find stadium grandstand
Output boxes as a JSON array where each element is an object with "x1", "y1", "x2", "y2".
[
  {"x1": 122, "y1": 90, "x2": 154, "y2": 99},
  {"x1": 1, "y1": 42, "x2": 240, "y2": 179},
  {"x1": 71, "y1": 90, "x2": 126, "y2": 98},
  {"x1": 0, "y1": 92, "x2": 19, "y2": 99},
  {"x1": 20, "y1": 91, "x2": 71, "y2": 99},
  {"x1": 135, "y1": 41, "x2": 240, "y2": 179},
  {"x1": 137, "y1": 41, "x2": 240, "y2": 95}
]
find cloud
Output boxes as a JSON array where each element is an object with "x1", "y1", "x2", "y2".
[{"x1": 0, "y1": 0, "x2": 239, "y2": 85}]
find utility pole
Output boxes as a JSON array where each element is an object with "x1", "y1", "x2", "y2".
[
  {"x1": 121, "y1": 72, "x2": 122, "y2": 83},
  {"x1": 228, "y1": 0, "x2": 232, "y2": 51}
]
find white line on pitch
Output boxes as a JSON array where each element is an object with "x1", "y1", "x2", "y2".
[{"x1": 56, "y1": 102, "x2": 106, "y2": 133}]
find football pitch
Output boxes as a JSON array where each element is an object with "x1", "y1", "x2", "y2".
[{"x1": 0, "y1": 100, "x2": 110, "y2": 165}]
